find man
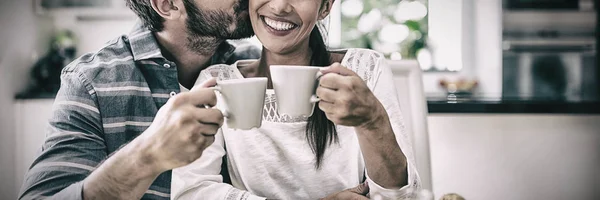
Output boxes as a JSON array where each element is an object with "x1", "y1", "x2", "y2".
[
  {"x1": 19, "y1": 0, "x2": 258, "y2": 199},
  {"x1": 19, "y1": 0, "x2": 369, "y2": 199}
]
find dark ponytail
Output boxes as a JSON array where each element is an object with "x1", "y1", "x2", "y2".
[{"x1": 307, "y1": 25, "x2": 338, "y2": 169}]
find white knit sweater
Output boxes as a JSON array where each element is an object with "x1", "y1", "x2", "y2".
[{"x1": 172, "y1": 48, "x2": 421, "y2": 200}]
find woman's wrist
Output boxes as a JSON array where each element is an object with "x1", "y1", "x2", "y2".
[{"x1": 357, "y1": 102, "x2": 388, "y2": 131}]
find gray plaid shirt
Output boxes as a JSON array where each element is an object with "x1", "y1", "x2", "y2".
[{"x1": 18, "y1": 23, "x2": 260, "y2": 200}]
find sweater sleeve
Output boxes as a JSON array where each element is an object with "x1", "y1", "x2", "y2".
[
  {"x1": 343, "y1": 49, "x2": 422, "y2": 199},
  {"x1": 171, "y1": 130, "x2": 266, "y2": 200}
]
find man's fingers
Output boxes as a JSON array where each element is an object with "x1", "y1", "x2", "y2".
[
  {"x1": 193, "y1": 77, "x2": 218, "y2": 89},
  {"x1": 191, "y1": 107, "x2": 225, "y2": 127},
  {"x1": 173, "y1": 88, "x2": 218, "y2": 107}
]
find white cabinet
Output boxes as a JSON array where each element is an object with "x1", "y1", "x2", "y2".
[
  {"x1": 14, "y1": 99, "x2": 55, "y2": 191},
  {"x1": 428, "y1": 114, "x2": 600, "y2": 200}
]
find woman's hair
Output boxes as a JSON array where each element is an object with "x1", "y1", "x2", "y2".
[{"x1": 306, "y1": 1, "x2": 338, "y2": 169}]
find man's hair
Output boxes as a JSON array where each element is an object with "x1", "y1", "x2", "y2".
[{"x1": 125, "y1": 0, "x2": 192, "y2": 32}]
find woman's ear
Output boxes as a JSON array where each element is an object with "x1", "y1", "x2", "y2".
[
  {"x1": 318, "y1": 0, "x2": 335, "y2": 20},
  {"x1": 150, "y1": 0, "x2": 182, "y2": 20}
]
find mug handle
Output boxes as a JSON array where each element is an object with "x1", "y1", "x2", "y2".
[
  {"x1": 309, "y1": 95, "x2": 320, "y2": 103},
  {"x1": 310, "y1": 71, "x2": 324, "y2": 103},
  {"x1": 208, "y1": 85, "x2": 230, "y2": 118}
]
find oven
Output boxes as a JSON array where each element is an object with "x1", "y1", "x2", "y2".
[
  {"x1": 504, "y1": 0, "x2": 595, "y2": 11},
  {"x1": 502, "y1": 0, "x2": 598, "y2": 101},
  {"x1": 502, "y1": 38, "x2": 597, "y2": 100}
]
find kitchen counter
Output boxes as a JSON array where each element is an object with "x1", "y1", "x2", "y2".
[
  {"x1": 16, "y1": 92, "x2": 600, "y2": 114},
  {"x1": 427, "y1": 94, "x2": 600, "y2": 114}
]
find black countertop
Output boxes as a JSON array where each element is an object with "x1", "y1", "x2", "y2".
[{"x1": 427, "y1": 94, "x2": 600, "y2": 114}]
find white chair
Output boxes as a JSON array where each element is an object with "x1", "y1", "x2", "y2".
[{"x1": 386, "y1": 60, "x2": 433, "y2": 191}]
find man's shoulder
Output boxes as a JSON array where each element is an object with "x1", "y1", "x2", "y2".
[{"x1": 62, "y1": 35, "x2": 136, "y2": 78}]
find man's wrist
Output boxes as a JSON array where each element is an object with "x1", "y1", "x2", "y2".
[{"x1": 123, "y1": 136, "x2": 164, "y2": 177}]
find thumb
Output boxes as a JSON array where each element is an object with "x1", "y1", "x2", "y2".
[
  {"x1": 320, "y1": 62, "x2": 355, "y2": 77},
  {"x1": 191, "y1": 77, "x2": 217, "y2": 92},
  {"x1": 348, "y1": 182, "x2": 369, "y2": 195},
  {"x1": 199, "y1": 77, "x2": 218, "y2": 88}
]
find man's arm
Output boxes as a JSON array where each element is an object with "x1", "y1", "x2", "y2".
[
  {"x1": 19, "y1": 71, "x2": 166, "y2": 199},
  {"x1": 19, "y1": 71, "x2": 107, "y2": 199},
  {"x1": 20, "y1": 72, "x2": 223, "y2": 199}
]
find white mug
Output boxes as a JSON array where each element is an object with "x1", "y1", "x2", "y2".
[
  {"x1": 212, "y1": 77, "x2": 268, "y2": 130},
  {"x1": 270, "y1": 65, "x2": 322, "y2": 118}
]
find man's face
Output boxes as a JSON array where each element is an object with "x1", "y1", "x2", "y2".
[{"x1": 183, "y1": 0, "x2": 254, "y2": 41}]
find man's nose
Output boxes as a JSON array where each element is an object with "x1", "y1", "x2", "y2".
[{"x1": 268, "y1": 0, "x2": 293, "y2": 15}]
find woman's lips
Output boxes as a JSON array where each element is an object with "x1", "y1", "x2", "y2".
[{"x1": 261, "y1": 16, "x2": 298, "y2": 37}]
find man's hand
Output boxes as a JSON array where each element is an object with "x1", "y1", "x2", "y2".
[
  {"x1": 83, "y1": 78, "x2": 226, "y2": 200},
  {"x1": 320, "y1": 183, "x2": 370, "y2": 200},
  {"x1": 137, "y1": 78, "x2": 224, "y2": 172}
]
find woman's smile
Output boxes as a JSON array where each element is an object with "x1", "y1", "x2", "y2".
[{"x1": 260, "y1": 15, "x2": 299, "y2": 36}]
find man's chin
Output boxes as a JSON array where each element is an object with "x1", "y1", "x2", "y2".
[
  {"x1": 226, "y1": 22, "x2": 255, "y2": 39},
  {"x1": 226, "y1": 32, "x2": 255, "y2": 40}
]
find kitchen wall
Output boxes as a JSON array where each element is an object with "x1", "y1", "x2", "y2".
[
  {"x1": 428, "y1": 114, "x2": 600, "y2": 200},
  {"x1": 0, "y1": 1, "x2": 135, "y2": 198},
  {"x1": 0, "y1": 0, "x2": 53, "y2": 198},
  {"x1": 424, "y1": 0, "x2": 503, "y2": 96}
]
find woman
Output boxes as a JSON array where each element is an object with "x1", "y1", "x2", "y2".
[{"x1": 171, "y1": 0, "x2": 421, "y2": 199}]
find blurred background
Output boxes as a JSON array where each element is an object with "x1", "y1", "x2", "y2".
[{"x1": 0, "y1": 0, "x2": 599, "y2": 199}]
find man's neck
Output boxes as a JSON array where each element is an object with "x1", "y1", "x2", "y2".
[{"x1": 154, "y1": 31, "x2": 223, "y2": 89}]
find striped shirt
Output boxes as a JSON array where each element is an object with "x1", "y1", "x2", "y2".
[{"x1": 18, "y1": 23, "x2": 260, "y2": 200}]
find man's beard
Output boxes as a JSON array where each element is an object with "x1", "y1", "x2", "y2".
[{"x1": 183, "y1": 0, "x2": 254, "y2": 54}]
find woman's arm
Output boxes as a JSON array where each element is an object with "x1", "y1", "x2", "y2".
[{"x1": 317, "y1": 50, "x2": 420, "y2": 198}]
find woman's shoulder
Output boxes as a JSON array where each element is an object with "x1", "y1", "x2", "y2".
[
  {"x1": 195, "y1": 61, "x2": 252, "y2": 86},
  {"x1": 332, "y1": 48, "x2": 386, "y2": 89},
  {"x1": 340, "y1": 48, "x2": 385, "y2": 63}
]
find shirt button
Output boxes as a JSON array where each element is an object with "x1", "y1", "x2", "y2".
[
  {"x1": 169, "y1": 91, "x2": 177, "y2": 97},
  {"x1": 163, "y1": 63, "x2": 171, "y2": 68}
]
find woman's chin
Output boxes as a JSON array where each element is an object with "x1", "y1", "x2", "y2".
[{"x1": 261, "y1": 43, "x2": 294, "y2": 55}]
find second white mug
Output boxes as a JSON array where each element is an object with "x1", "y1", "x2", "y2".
[
  {"x1": 213, "y1": 77, "x2": 268, "y2": 130},
  {"x1": 270, "y1": 65, "x2": 322, "y2": 118}
]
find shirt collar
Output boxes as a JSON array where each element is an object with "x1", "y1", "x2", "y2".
[{"x1": 128, "y1": 22, "x2": 236, "y2": 65}]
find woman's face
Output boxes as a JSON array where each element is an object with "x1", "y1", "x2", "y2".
[{"x1": 249, "y1": 0, "x2": 332, "y2": 54}]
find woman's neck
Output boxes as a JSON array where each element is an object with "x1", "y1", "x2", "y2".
[{"x1": 241, "y1": 44, "x2": 312, "y2": 88}]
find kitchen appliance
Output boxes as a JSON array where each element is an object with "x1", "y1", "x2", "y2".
[
  {"x1": 502, "y1": 3, "x2": 597, "y2": 101},
  {"x1": 504, "y1": 0, "x2": 595, "y2": 11}
]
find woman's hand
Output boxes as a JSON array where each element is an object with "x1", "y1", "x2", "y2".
[
  {"x1": 319, "y1": 183, "x2": 369, "y2": 200},
  {"x1": 317, "y1": 63, "x2": 386, "y2": 129}
]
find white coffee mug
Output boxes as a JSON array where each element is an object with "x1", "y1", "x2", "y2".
[
  {"x1": 212, "y1": 77, "x2": 268, "y2": 130},
  {"x1": 270, "y1": 65, "x2": 322, "y2": 118}
]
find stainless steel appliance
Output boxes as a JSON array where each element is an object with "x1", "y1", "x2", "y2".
[
  {"x1": 504, "y1": 0, "x2": 595, "y2": 11},
  {"x1": 502, "y1": 2, "x2": 597, "y2": 101}
]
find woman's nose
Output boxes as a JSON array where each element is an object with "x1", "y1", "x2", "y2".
[{"x1": 267, "y1": 0, "x2": 293, "y2": 15}]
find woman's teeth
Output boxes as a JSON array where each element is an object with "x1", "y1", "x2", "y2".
[{"x1": 264, "y1": 17, "x2": 296, "y2": 31}]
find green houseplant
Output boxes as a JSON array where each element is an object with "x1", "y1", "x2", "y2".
[{"x1": 340, "y1": 0, "x2": 428, "y2": 60}]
